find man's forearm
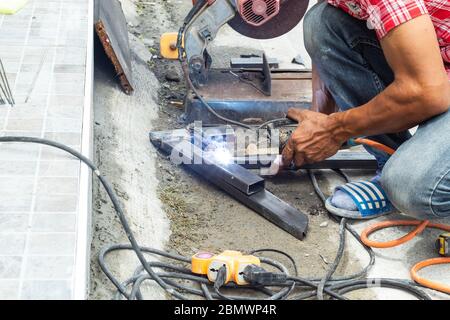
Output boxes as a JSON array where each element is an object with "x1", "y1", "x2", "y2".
[{"x1": 327, "y1": 78, "x2": 450, "y2": 142}]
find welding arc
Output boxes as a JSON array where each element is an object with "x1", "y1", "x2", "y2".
[{"x1": 0, "y1": 136, "x2": 433, "y2": 300}]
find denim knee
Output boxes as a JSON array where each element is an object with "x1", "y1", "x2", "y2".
[
  {"x1": 430, "y1": 170, "x2": 450, "y2": 218},
  {"x1": 381, "y1": 156, "x2": 450, "y2": 219},
  {"x1": 303, "y1": 2, "x2": 330, "y2": 58}
]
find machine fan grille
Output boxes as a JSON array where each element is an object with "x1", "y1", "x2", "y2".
[{"x1": 238, "y1": 0, "x2": 280, "y2": 26}]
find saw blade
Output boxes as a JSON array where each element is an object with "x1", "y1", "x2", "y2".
[{"x1": 228, "y1": 0, "x2": 309, "y2": 40}]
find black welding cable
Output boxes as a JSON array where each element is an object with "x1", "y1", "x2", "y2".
[
  {"x1": 101, "y1": 243, "x2": 302, "y2": 300},
  {"x1": 176, "y1": 0, "x2": 255, "y2": 130},
  {"x1": 183, "y1": 71, "x2": 253, "y2": 129},
  {"x1": 176, "y1": 0, "x2": 206, "y2": 60},
  {"x1": 201, "y1": 284, "x2": 214, "y2": 300},
  {"x1": 317, "y1": 218, "x2": 347, "y2": 300},
  {"x1": 329, "y1": 279, "x2": 432, "y2": 300},
  {"x1": 117, "y1": 272, "x2": 254, "y2": 301},
  {"x1": 306, "y1": 169, "x2": 432, "y2": 300},
  {"x1": 287, "y1": 276, "x2": 347, "y2": 300},
  {"x1": 0, "y1": 137, "x2": 191, "y2": 300},
  {"x1": 249, "y1": 249, "x2": 299, "y2": 276},
  {"x1": 4, "y1": 136, "x2": 419, "y2": 301},
  {"x1": 308, "y1": 169, "x2": 376, "y2": 282}
]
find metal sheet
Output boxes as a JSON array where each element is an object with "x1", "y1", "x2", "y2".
[{"x1": 95, "y1": 0, "x2": 133, "y2": 94}]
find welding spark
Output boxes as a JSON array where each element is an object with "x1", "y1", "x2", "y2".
[
  {"x1": 211, "y1": 147, "x2": 233, "y2": 165},
  {"x1": 203, "y1": 140, "x2": 233, "y2": 166}
]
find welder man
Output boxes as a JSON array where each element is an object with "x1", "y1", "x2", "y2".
[{"x1": 283, "y1": 0, "x2": 450, "y2": 219}]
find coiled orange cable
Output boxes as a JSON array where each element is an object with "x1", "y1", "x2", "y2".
[{"x1": 354, "y1": 138, "x2": 450, "y2": 294}]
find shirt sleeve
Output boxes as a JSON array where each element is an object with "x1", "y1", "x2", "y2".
[{"x1": 364, "y1": 0, "x2": 429, "y2": 38}]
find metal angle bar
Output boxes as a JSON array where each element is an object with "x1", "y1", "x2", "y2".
[
  {"x1": 236, "y1": 152, "x2": 378, "y2": 170},
  {"x1": 230, "y1": 57, "x2": 279, "y2": 69},
  {"x1": 150, "y1": 132, "x2": 309, "y2": 240}
]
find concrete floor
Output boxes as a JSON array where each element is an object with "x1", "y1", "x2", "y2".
[{"x1": 89, "y1": 0, "x2": 449, "y2": 300}]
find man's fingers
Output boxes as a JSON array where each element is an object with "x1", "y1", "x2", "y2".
[
  {"x1": 294, "y1": 152, "x2": 305, "y2": 168},
  {"x1": 287, "y1": 108, "x2": 314, "y2": 122},
  {"x1": 281, "y1": 139, "x2": 294, "y2": 166}
]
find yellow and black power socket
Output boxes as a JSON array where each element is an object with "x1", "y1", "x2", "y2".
[
  {"x1": 436, "y1": 233, "x2": 449, "y2": 257},
  {"x1": 191, "y1": 250, "x2": 261, "y2": 285}
]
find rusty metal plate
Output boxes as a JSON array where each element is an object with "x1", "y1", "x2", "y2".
[
  {"x1": 228, "y1": 0, "x2": 309, "y2": 39},
  {"x1": 95, "y1": 0, "x2": 134, "y2": 94}
]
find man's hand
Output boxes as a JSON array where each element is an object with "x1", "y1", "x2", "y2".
[{"x1": 281, "y1": 108, "x2": 344, "y2": 167}]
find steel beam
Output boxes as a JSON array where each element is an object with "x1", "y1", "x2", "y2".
[
  {"x1": 150, "y1": 132, "x2": 309, "y2": 240},
  {"x1": 236, "y1": 152, "x2": 378, "y2": 170}
]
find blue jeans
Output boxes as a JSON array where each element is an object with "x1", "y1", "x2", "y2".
[{"x1": 303, "y1": 2, "x2": 450, "y2": 219}]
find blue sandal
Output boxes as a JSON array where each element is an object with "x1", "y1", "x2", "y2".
[{"x1": 325, "y1": 181, "x2": 395, "y2": 220}]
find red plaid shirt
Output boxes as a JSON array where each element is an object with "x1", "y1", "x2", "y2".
[{"x1": 327, "y1": 0, "x2": 450, "y2": 79}]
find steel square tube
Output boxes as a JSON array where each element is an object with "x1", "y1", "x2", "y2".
[{"x1": 150, "y1": 132, "x2": 309, "y2": 240}]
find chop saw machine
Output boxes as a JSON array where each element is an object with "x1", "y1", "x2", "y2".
[{"x1": 160, "y1": 0, "x2": 312, "y2": 125}]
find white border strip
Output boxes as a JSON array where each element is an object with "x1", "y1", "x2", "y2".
[{"x1": 73, "y1": 0, "x2": 95, "y2": 300}]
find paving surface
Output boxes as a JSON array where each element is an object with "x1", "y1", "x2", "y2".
[
  {"x1": 0, "y1": 0, "x2": 92, "y2": 299},
  {"x1": 89, "y1": 0, "x2": 449, "y2": 300}
]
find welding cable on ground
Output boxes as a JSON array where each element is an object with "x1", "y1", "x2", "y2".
[
  {"x1": 352, "y1": 138, "x2": 450, "y2": 294},
  {"x1": 307, "y1": 169, "x2": 376, "y2": 283},
  {"x1": 361, "y1": 219, "x2": 450, "y2": 294},
  {"x1": 316, "y1": 218, "x2": 347, "y2": 300},
  {"x1": 249, "y1": 248, "x2": 299, "y2": 276},
  {"x1": 328, "y1": 278, "x2": 432, "y2": 300},
  {"x1": 1, "y1": 137, "x2": 432, "y2": 300},
  {"x1": 0, "y1": 136, "x2": 191, "y2": 300},
  {"x1": 306, "y1": 169, "x2": 431, "y2": 299},
  {"x1": 0, "y1": 137, "x2": 349, "y2": 300},
  {"x1": 102, "y1": 244, "x2": 300, "y2": 300}
]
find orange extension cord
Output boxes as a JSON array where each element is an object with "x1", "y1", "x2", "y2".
[{"x1": 354, "y1": 138, "x2": 450, "y2": 294}]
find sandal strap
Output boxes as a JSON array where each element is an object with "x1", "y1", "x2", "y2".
[{"x1": 336, "y1": 181, "x2": 393, "y2": 217}]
